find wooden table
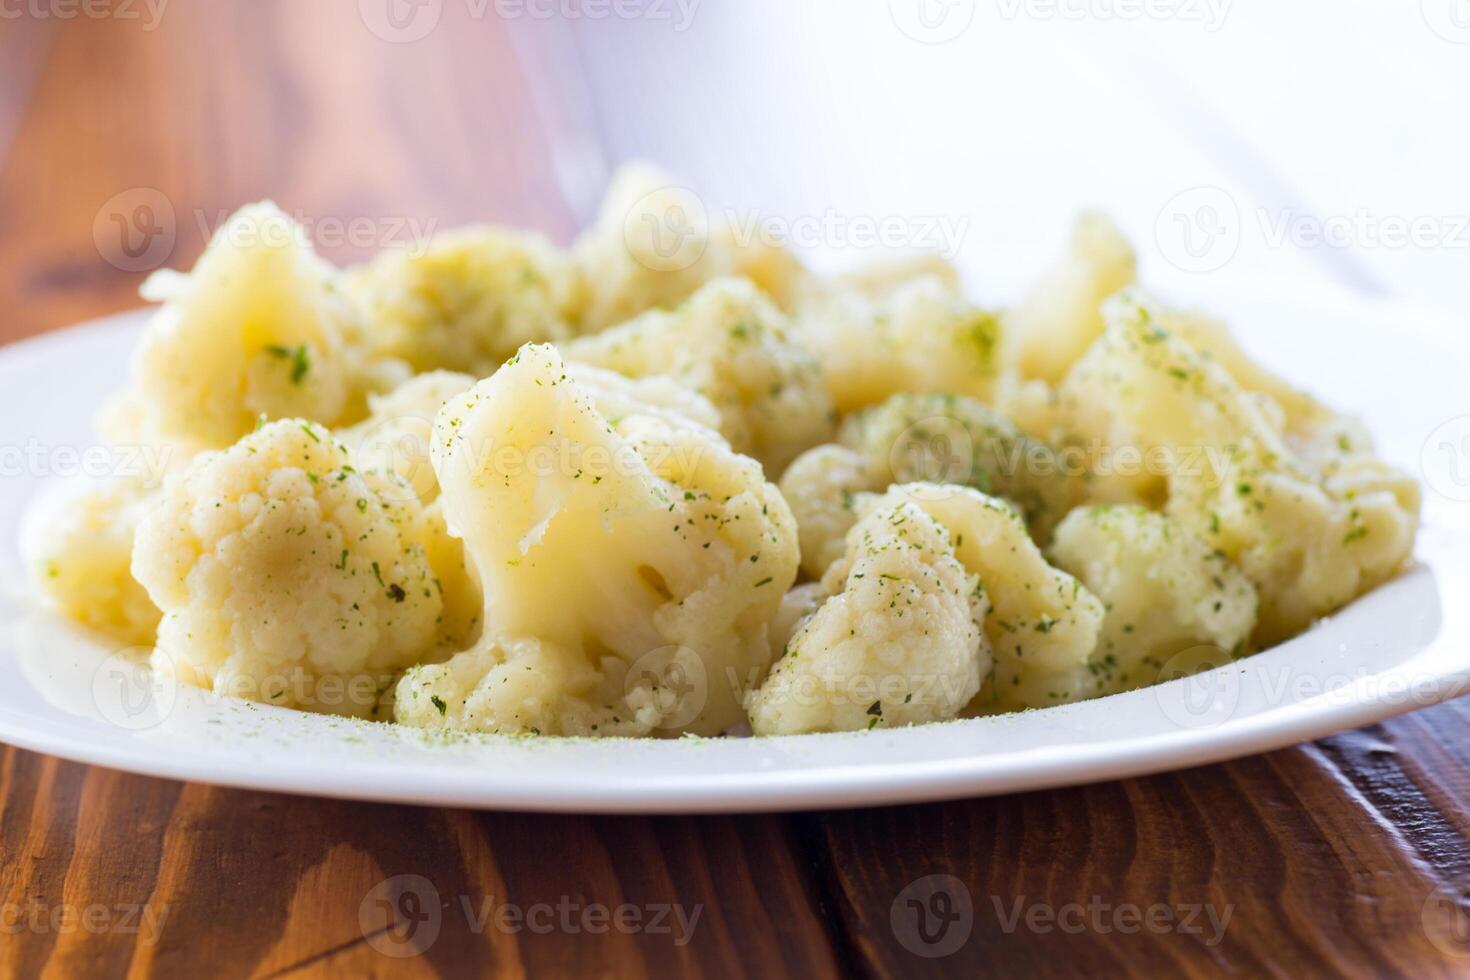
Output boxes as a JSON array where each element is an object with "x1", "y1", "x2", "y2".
[{"x1": 3, "y1": 6, "x2": 1469, "y2": 977}]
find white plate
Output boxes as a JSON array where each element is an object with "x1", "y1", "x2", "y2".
[{"x1": 0, "y1": 291, "x2": 1466, "y2": 814}]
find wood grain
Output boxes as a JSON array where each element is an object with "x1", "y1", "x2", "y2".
[{"x1": 3, "y1": 5, "x2": 1470, "y2": 978}]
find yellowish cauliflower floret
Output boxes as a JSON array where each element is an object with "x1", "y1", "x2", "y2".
[
  {"x1": 572, "y1": 163, "x2": 806, "y2": 331},
  {"x1": 108, "y1": 203, "x2": 365, "y2": 449},
  {"x1": 841, "y1": 393, "x2": 1087, "y2": 542},
  {"x1": 337, "y1": 370, "x2": 477, "y2": 505},
  {"x1": 28, "y1": 476, "x2": 163, "y2": 646},
  {"x1": 1003, "y1": 212, "x2": 1136, "y2": 384},
  {"x1": 1155, "y1": 307, "x2": 1331, "y2": 436},
  {"x1": 796, "y1": 275, "x2": 1000, "y2": 413},
  {"x1": 407, "y1": 497, "x2": 483, "y2": 653},
  {"x1": 346, "y1": 227, "x2": 582, "y2": 375},
  {"x1": 779, "y1": 445, "x2": 874, "y2": 579},
  {"x1": 824, "y1": 253, "x2": 963, "y2": 299},
  {"x1": 769, "y1": 582, "x2": 828, "y2": 657},
  {"x1": 1049, "y1": 505, "x2": 1258, "y2": 694},
  {"x1": 890, "y1": 487, "x2": 1105, "y2": 713},
  {"x1": 563, "y1": 277, "x2": 833, "y2": 474},
  {"x1": 394, "y1": 344, "x2": 799, "y2": 736},
  {"x1": 132, "y1": 419, "x2": 442, "y2": 716},
  {"x1": 746, "y1": 496, "x2": 989, "y2": 735},
  {"x1": 336, "y1": 373, "x2": 485, "y2": 651},
  {"x1": 1068, "y1": 291, "x2": 1418, "y2": 644},
  {"x1": 780, "y1": 393, "x2": 1086, "y2": 578}
]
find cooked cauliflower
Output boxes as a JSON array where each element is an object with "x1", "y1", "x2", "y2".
[
  {"x1": 1066, "y1": 291, "x2": 1418, "y2": 644},
  {"x1": 892, "y1": 486, "x2": 1105, "y2": 712},
  {"x1": 822, "y1": 253, "x2": 963, "y2": 299},
  {"x1": 1154, "y1": 306, "x2": 1330, "y2": 436},
  {"x1": 346, "y1": 227, "x2": 582, "y2": 375},
  {"x1": 1003, "y1": 212, "x2": 1137, "y2": 384},
  {"x1": 1049, "y1": 505, "x2": 1258, "y2": 694},
  {"x1": 779, "y1": 445, "x2": 874, "y2": 579},
  {"x1": 337, "y1": 370, "x2": 477, "y2": 504},
  {"x1": 780, "y1": 393, "x2": 1086, "y2": 578},
  {"x1": 407, "y1": 497, "x2": 483, "y2": 652},
  {"x1": 795, "y1": 274, "x2": 1000, "y2": 413},
  {"x1": 132, "y1": 419, "x2": 442, "y2": 715},
  {"x1": 573, "y1": 163, "x2": 806, "y2": 331},
  {"x1": 563, "y1": 277, "x2": 833, "y2": 474},
  {"x1": 28, "y1": 475, "x2": 163, "y2": 646},
  {"x1": 106, "y1": 203, "x2": 367, "y2": 450},
  {"x1": 394, "y1": 343, "x2": 799, "y2": 736},
  {"x1": 746, "y1": 495, "x2": 989, "y2": 735}
]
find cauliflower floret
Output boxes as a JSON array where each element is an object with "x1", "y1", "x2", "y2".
[
  {"x1": 337, "y1": 371, "x2": 477, "y2": 505},
  {"x1": 394, "y1": 343, "x2": 799, "y2": 736},
  {"x1": 822, "y1": 253, "x2": 963, "y2": 299},
  {"x1": 407, "y1": 497, "x2": 483, "y2": 652},
  {"x1": 779, "y1": 445, "x2": 874, "y2": 579},
  {"x1": 106, "y1": 203, "x2": 366, "y2": 449},
  {"x1": 346, "y1": 227, "x2": 582, "y2": 375},
  {"x1": 563, "y1": 277, "x2": 833, "y2": 474},
  {"x1": 795, "y1": 275, "x2": 1000, "y2": 413},
  {"x1": 746, "y1": 496, "x2": 989, "y2": 735},
  {"x1": 132, "y1": 419, "x2": 442, "y2": 715},
  {"x1": 1067, "y1": 291, "x2": 1418, "y2": 644},
  {"x1": 27, "y1": 475, "x2": 163, "y2": 646},
  {"x1": 841, "y1": 394, "x2": 1087, "y2": 542},
  {"x1": 572, "y1": 163, "x2": 806, "y2": 331},
  {"x1": 780, "y1": 393, "x2": 1086, "y2": 578},
  {"x1": 1049, "y1": 505, "x2": 1258, "y2": 694},
  {"x1": 888, "y1": 486, "x2": 1105, "y2": 712},
  {"x1": 1003, "y1": 213, "x2": 1137, "y2": 384},
  {"x1": 769, "y1": 582, "x2": 827, "y2": 657},
  {"x1": 1285, "y1": 411, "x2": 1423, "y2": 522},
  {"x1": 1155, "y1": 307, "x2": 1331, "y2": 437}
]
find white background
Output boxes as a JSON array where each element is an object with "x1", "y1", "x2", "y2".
[{"x1": 511, "y1": 0, "x2": 1470, "y2": 315}]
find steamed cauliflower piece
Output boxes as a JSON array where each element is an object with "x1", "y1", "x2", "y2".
[
  {"x1": 1066, "y1": 291, "x2": 1418, "y2": 644},
  {"x1": 746, "y1": 496, "x2": 989, "y2": 735},
  {"x1": 573, "y1": 163, "x2": 806, "y2": 331},
  {"x1": 563, "y1": 277, "x2": 832, "y2": 474},
  {"x1": 795, "y1": 274, "x2": 1001, "y2": 413},
  {"x1": 1003, "y1": 212, "x2": 1137, "y2": 384},
  {"x1": 107, "y1": 203, "x2": 366, "y2": 450},
  {"x1": 132, "y1": 420, "x2": 442, "y2": 715},
  {"x1": 394, "y1": 343, "x2": 799, "y2": 736},
  {"x1": 824, "y1": 253, "x2": 963, "y2": 299},
  {"x1": 1049, "y1": 506, "x2": 1258, "y2": 694},
  {"x1": 754, "y1": 483, "x2": 1104, "y2": 723},
  {"x1": 29, "y1": 476, "x2": 163, "y2": 646},
  {"x1": 346, "y1": 227, "x2": 582, "y2": 375},
  {"x1": 337, "y1": 370, "x2": 478, "y2": 504},
  {"x1": 780, "y1": 393, "x2": 1085, "y2": 578},
  {"x1": 902, "y1": 487, "x2": 1106, "y2": 712}
]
